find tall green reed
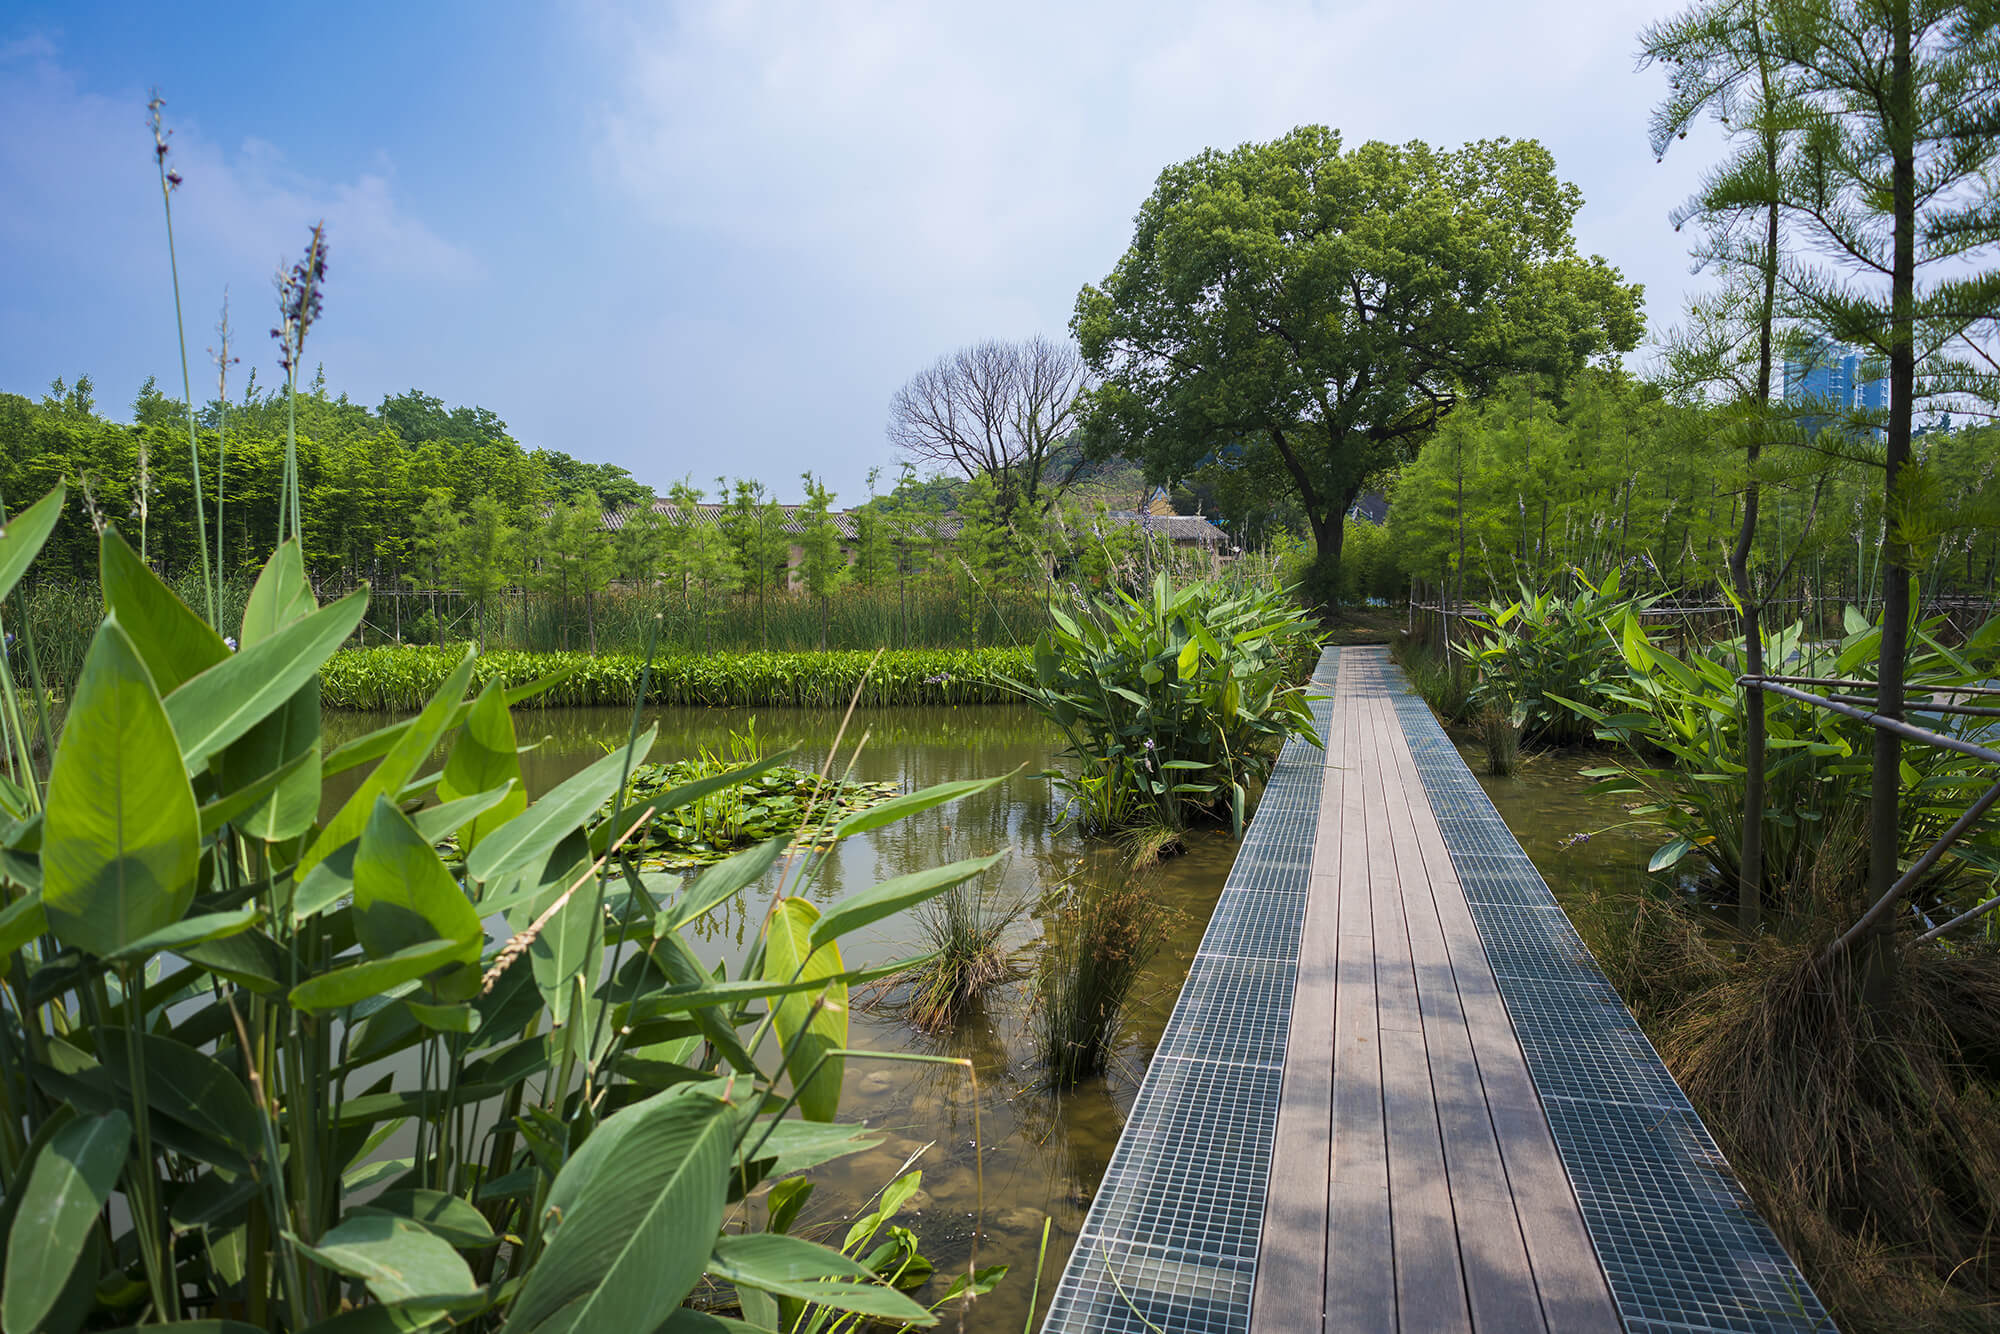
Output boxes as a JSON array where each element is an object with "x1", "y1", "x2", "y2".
[{"x1": 148, "y1": 93, "x2": 216, "y2": 624}]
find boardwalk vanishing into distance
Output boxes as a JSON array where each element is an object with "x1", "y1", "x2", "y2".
[{"x1": 1040, "y1": 646, "x2": 1835, "y2": 1334}]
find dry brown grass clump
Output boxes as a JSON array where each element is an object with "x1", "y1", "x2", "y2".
[{"x1": 1622, "y1": 900, "x2": 2000, "y2": 1333}]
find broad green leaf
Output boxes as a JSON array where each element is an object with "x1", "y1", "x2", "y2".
[
  {"x1": 301, "y1": 650, "x2": 477, "y2": 884},
  {"x1": 353, "y1": 799, "x2": 482, "y2": 967},
  {"x1": 2, "y1": 1110, "x2": 130, "y2": 1334},
  {"x1": 504, "y1": 1086, "x2": 736, "y2": 1334},
  {"x1": 165, "y1": 589, "x2": 367, "y2": 765},
  {"x1": 752, "y1": 1119, "x2": 883, "y2": 1178},
  {"x1": 524, "y1": 863, "x2": 601, "y2": 1030},
  {"x1": 763, "y1": 899, "x2": 845, "y2": 1122},
  {"x1": 292, "y1": 1214, "x2": 477, "y2": 1305},
  {"x1": 1648, "y1": 836, "x2": 1694, "y2": 873},
  {"x1": 42, "y1": 619, "x2": 201, "y2": 958},
  {"x1": 0, "y1": 485, "x2": 64, "y2": 605},
  {"x1": 355, "y1": 1189, "x2": 497, "y2": 1249},
  {"x1": 412, "y1": 782, "x2": 518, "y2": 847},
  {"x1": 99, "y1": 527, "x2": 229, "y2": 693},
  {"x1": 216, "y1": 681, "x2": 322, "y2": 843},
  {"x1": 659, "y1": 837, "x2": 784, "y2": 932},
  {"x1": 467, "y1": 725, "x2": 656, "y2": 883},
  {"x1": 240, "y1": 541, "x2": 315, "y2": 646},
  {"x1": 437, "y1": 682, "x2": 526, "y2": 855},
  {"x1": 809, "y1": 854, "x2": 1001, "y2": 948},
  {"x1": 199, "y1": 745, "x2": 316, "y2": 838},
  {"x1": 826, "y1": 773, "x2": 1009, "y2": 842},
  {"x1": 289, "y1": 939, "x2": 469, "y2": 1013},
  {"x1": 98, "y1": 1033, "x2": 263, "y2": 1171},
  {"x1": 0, "y1": 893, "x2": 47, "y2": 956},
  {"x1": 707, "y1": 1233, "x2": 934, "y2": 1324},
  {"x1": 657, "y1": 1311, "x2": 769, "y2": 1333},
  {"x1": 625, "y1": 956, "x2": 923, "y2": 1021},
  {"x1": 103, "y1": 905, "x2": 260, "y2": 963}
]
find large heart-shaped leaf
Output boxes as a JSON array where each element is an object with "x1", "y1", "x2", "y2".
[
  {"x1": 98, "y1": 527, "x2": 229, "y2": 693},
  {"x1": 1, "y1": 1110, "x2": 130, "y2": 1334},
  {"x1": 503, "y1": 1086, "x2": 736, "y2": 1333},
  {"x1": 164, "y1": 589, "x2": 366, "y2": 766},
  {"x1": 763, "y1": 899, "x2": 845, "y2": 1122},
  {"x1": 352, "y1": 798, "x2": 482, "y2": 967},
  {"x1": 292, "y1": 1214, "x2": 478, "y2": 1306},
  {"x1": 42, "y1": 619, "x2": 201, "y2": 958},
  {"x1": 437, "y1": 681, "x2": 525, "y2": 856}
]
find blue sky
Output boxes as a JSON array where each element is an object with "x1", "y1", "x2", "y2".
[{"x1": 3, "y1": 1, "x2": 1721, "y2": 502}]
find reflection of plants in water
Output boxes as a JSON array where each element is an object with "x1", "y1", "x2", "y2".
[{"x1": 1033, "y1": 870, "x2": 1172, "y2": 1085}]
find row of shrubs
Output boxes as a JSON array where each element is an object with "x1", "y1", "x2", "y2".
[{"x1": 319, "y1": 643, "x2": 1035, "y2": 710}]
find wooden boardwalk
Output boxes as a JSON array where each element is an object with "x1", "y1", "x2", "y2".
[
  {"x1": 1039, "y1": 646, "x2": 1831, "y2": 1334},
  {"x1": 1251, "y1": 652, "x2": 1619, "y2": 1332}
]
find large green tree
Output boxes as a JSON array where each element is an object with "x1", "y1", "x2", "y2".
[{"x1": 1072, "y1": 127, "x2": 1644, "y2": 608}]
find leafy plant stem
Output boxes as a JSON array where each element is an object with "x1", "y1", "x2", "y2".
[{"x1": 119, "y1": 962, "x2": 182, "y2": 1320}]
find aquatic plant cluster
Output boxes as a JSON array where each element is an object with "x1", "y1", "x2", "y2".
[
  {"x1": 0, "y1": 491, "x2": 1013, "y2": 1331},
  {"x1": 319, "y1": 644, "x2": 1033, "y2": 710},
  {"x1": 1006, "y1": 575, "x2": 1323, "y2": 839},
  {"x1": 611, "y1": 757, "x2": 901, "y2": 871}
]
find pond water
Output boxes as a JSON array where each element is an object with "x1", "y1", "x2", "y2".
[
  {"x1": 323, "y1": 704, "x2": 1244, "y2": 1332},
  {"x1": 318, "y1": 704, "x2": 1654, "y2": 1331}
]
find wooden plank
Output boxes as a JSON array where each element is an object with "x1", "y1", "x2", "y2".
[
  {"x1": 1373, "y1": 692, "x2": 1546, "y2": 1334},
  {"x1": 1358, "y1": 687, "x2": 1471, "y2": 1334},
  {"x1": 1326, "y1": 675, "x2": 1393, "y2": 1332},
  {"x1": 1372, "y1": 664, "x2": 1620, "y2": 1332}
]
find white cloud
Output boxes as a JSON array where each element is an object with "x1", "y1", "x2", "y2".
[
  {"x1": 0, "y1": 40, "x2": 482, "y2": 296},
  {"x1": 584, "y1": 0, "x2": 1716, "y2": 351}
]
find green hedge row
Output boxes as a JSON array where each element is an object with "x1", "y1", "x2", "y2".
[{"x1": 319, "y1": 645, "x2": 1035, "y2": 711}]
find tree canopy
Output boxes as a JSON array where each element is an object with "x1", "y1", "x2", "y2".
[{"x1": 1072, "y1": 126, "x2": 1645, "y2": 606}]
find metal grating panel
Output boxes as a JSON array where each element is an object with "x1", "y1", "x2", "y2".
[
  {"x1": 1039, "y1": 647, "x2": 1339, "y2": 1334},
  {"x1": 1373, "y1": 651, "x2": 1837, "y2": 1333}
]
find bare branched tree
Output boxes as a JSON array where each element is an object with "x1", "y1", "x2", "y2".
[{"x1": 887, "y1": 335, "x2": 1089, "y2": 518}]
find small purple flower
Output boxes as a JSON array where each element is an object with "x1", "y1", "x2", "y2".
[
  {"x1": 223, "y1": 636, "x2": 238, "y2": 652},
  {"x1": 1557, "y1": 831, "x2": 1592, "y2": 850}
]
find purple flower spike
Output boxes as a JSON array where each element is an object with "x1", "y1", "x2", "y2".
[{"x1": 273, "y1": 221, "x2": 330, "y2": 374}]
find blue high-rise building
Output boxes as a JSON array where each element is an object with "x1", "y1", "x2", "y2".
[{"x1": 1784, "y1": 339, "x2": 1886, "y2": 436}]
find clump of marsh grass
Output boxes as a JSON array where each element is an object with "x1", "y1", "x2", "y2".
[
  {"x1": 1618, "y1": 897, "x2": 2000, "y2": 1333},
  {"x1": 1476, "y1": 703, "x2": 1522, "y2": 776},
  {"x1": 1393, "y1": 634, "x2": 1472, "y2": 723},
  {"x1": 1116, "y1": 820, "x2": 1181, "y2": 870},
  {"x1": 900, "y1": 878, "x2": 1027, "y2": 1032},
  {"x1": 1034, "y1": 875, "x2": 1170, "y2": 1086}
]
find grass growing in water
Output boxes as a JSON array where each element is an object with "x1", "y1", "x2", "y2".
[
  {"x1": 1476, "y1": 703, "x2": 1521, "y2": 776},
  {"x1": 1033, "y1": 874, "x2": 1170, "y2": 1085},
  {"x1": 900, "y1": 878, "x2": 1027, "y2": 1032}
]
